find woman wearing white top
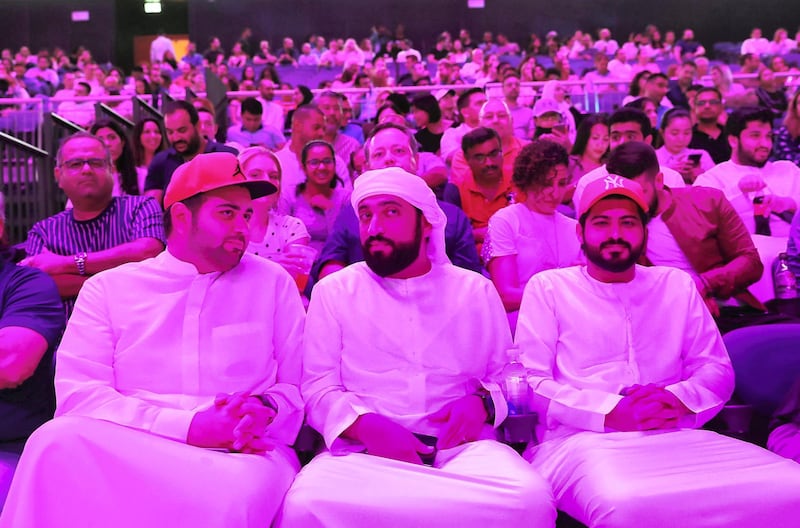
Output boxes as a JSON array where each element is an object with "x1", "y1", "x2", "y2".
[
  {"x1": 656, "y1": 108, "x2": 715, "y2": 184},
  {"x1": 238, "y1": 147, "x2": 310, "y2": 275},
  {"x1": 484, "y1": 140, "x2": 583, "y2": 331},
  {"x1": 131, "y1": 117, "x2": 167, "y2": 193}
]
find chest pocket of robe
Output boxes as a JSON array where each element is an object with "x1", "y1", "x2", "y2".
[{"x1": 210, "y1": 322, "x2": 270, "y2": 382}]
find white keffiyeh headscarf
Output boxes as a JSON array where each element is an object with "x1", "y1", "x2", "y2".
[{"x1": 351, "y1": 167, "x2": 449, "y2": 265}]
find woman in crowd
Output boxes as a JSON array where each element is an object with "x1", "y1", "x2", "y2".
[
  {"x1": 290, "y1": 140, "x2": 350, "y2": 253},
  {"x1": 541, "y1": 80, "x2": 578, "y2": 143},
  {"x1": 711, "y1": 64, "x2": 747, "y2": 105},
  {"x1": 655, "y1": 108, "x2": 715, "y2": 184},
  {"x1": 755, "y1": 68, "x2": 788, "y2": 121},
  {"x1": 238, "y1": 147, "x2": 310, "y2": 272},
  {"x1": 89, "y1": 120, "x2": 139, "y2": 196},
  {"x1": 411, "y1": 94, "x2": 446, "y2": 154},
  {"x1": 773, "y1": 90, "x2": 800, "y2": 166},
  {"x1": 625, "y1": 97, "x2": 660, "y2": 141},
  {"x1": 568, "y1": 113, "x2": 609, "y2": 187},
  {"x1": 483, "y1": 140, "x2": 583, "y2": 332},
  {"x1": 130, "y1": 117, "x2": 167, "y2": 193},
  {"x1": 227, "y1": 41, "x2": 249, "y2": 68},
  {"x1": 622, "y1": 70, "x2": 651, "y2": 105},
  {"x1": 450, "y1": 39, "x2": 470, "y2": 65},
  {"x1": 285, "y1": 84, "x2": 314, "y2": 130},
  {"x1": 240, "y1": 65, "x2": 258, "y2": 88}
]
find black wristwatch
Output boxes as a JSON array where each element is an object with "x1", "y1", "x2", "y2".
[
  {"x1": 252, "y1": 393, "x2": 278, "y2": 412},
  {"x1": 476, "y1": 390, "x2": 496, "y2": 424}
]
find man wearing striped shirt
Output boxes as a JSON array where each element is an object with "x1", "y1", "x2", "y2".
[{"x1": 21, "y1": 132, "x2": 165, "y2": 316}]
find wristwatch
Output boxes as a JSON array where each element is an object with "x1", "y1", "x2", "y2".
[
  {"x1": 252, "y1": 393, "x2": 278, "y2": 412},
  {"x1": 476, "y1": 390, "x2": 496, "y2": 424},
  {"x1": 74, "y1": 252, "x2": 88, "y2": 276}
]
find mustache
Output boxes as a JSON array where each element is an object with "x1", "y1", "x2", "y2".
[
  {"x1": 366, "y1": 235, "x2": 396, "y2": 248},
  {"x1": 600, "y1": 238, "x2": 632, "y2": 251}
]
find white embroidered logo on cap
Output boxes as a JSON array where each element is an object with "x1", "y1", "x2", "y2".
[{"x1": 603, "y1": 175, "x2": 625, "y2": 190}]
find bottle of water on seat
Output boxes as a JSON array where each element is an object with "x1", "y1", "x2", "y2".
[
  {"x1": 502, "y1": 347, "x2": 529, "y2": 416},
  {"x1": 774, "y1": 253, "x2": 798, "y2": 299}
]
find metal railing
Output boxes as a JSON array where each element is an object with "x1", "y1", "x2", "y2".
[{"x1": 0, "y1": 131, "x2": 57, "y2": 245}]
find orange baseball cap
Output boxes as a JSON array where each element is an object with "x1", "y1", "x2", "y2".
[
  {"x1": 163, "y1": 152, "x2": 276, "y2": 209},
  {"x1": 578, "y1": 173, "x2": 649, "y2": 217}
]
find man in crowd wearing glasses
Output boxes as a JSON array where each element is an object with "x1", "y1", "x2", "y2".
[{"x1": 20, "y1": 133, "x2": 165, "y2": 316}]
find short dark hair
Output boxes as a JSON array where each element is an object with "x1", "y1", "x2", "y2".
[
  {"x1": 386, "y1": 92, "x2": 411, "y2": 115},
  {"x1": 291, "y1": 104, "x2": 323, "y2": 129},
  {"x1": 606, "y1": 141, "x2": 660, "y2": 182},
  {"x1": 241, "y1": 97, "x2": 263, "y2": 116},
  {"x1": 610, "y1": 107, "x2": 652, "y2": 139},
  {"x1": 163, "y1": 193, "x2": 206, "y2": 238},
  {"x1": 727, "y1": 106, "x2": 774, "y2": 137},
  {"x1": 164, "y1": 100, "x2": 199, "y2": 125},
  {"x1": 694, "y1": 86, "x2": 723, "y2": 101},
  {"x1": 457, "y1": 87, "x2": 484, "y2": 111},
  {"x1": 513, "y1": 139, "x2": 569, "y2": 191},
  {"x1": 647, "y1": 72, "x2": 668, "y2": 83},
  {"x1": 411, "y1": 94, "x2": 441, "y2": 123},
  {"x1": 461, "y1": 126, "x2": 500, "y2": 155}
]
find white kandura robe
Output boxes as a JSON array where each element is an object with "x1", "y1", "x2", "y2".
[
  {"x1": 516, "y1": 265, "x2": 800, "y2": 527},
  {"x1": 0, "y1": 251, "x2": 306, "y2": 528},
  {"x1": 279, "y1": 262, "x2": 556, "y2": 528}
]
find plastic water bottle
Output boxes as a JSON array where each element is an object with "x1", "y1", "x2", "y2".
[
  {"x1": 502, "y1": 347, "x2": 529, "y2": 416},
  {"x1": 753, "y1": 192, "x2": 772, "y2": 236},
  {"x1": 774, "y1": 253, "x2": 798, "y2": 299}
]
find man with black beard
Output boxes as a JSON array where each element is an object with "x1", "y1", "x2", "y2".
[
  {"x1": 695, "y1": 106, "x2": 800, "y2": 238},
  {"x1": 515, "y1": 174, "x2": 800, "y2": 527},
  {"x1": 144, "y1": 100, "x2": 238, "y2": 207},
  {"x1": 281, "y1": 166, "x2": 556, "y2": 528}
]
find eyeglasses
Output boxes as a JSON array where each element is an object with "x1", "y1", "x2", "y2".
[
  {"x1": 60, "y1": 158, "x2": 108, "y2": 171},
  {"x1": 469, "y1": 149, "x2": 502, "y2": 163},
  {"x1": 306, "y1": 158, "x2": 335, "y2": 168},
  {"x1": 696, "y1": 99, "x2": 722, "y2": 106}
]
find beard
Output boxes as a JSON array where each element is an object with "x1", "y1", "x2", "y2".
[
  {"x1": 363, "y1": 216, "x2": 423, "y2": 277},
  {"x1": 736, "y1": 143, "x2": 769, "y2": 169},
  {"x1": 583, "y1": 237, "x2": 644, "y2": 273},
  {"x1": 175, "y1": 132, "x2": 202, "y2": 156}
]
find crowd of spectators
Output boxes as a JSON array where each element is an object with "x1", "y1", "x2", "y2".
[{"x1": 2, "y1": 19, "x2": 800, "y2": 526}]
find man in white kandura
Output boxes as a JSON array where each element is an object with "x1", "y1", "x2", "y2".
[
  {"x1": 279, "y1": 167, "x2": 556, "y2": 527},
  {"x1": 516, "y1": 174, "x2": 800, "y2": 527},
  {"x1": 0, "y1": 153, "x2": 306, "y2": 528}
]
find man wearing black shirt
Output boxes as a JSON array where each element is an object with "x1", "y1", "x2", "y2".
[{"x1": 689, "y1": 87, "x2": 731, "y2": 164}]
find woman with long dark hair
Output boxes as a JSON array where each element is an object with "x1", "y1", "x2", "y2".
[
  {"x1": 90, "y1": 120, "x2": 139, "y2": 195},
  {"x1": 130, "y1": 117, "x2": 167, "y2": 193}
]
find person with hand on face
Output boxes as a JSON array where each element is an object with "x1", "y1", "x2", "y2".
[
  {"x1": 695, "y1": 106, "x2": 800, "y2": 238},
  {"x1": 279, "y1": 167, "x2": 556, "y2": 528},
  {"x1": 1, "y1": 153, "x2": 305, "y2": 528},
  {"x1": 517, "y1": 174, "x2": 800, "y2": 528},
  {"x1": 655, "y1": 108, "x2": 715, "y2": 184}
]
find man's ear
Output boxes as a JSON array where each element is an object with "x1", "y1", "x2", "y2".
[{"x1": 170, "y1": 202, "x2": 192, "y2": 235}]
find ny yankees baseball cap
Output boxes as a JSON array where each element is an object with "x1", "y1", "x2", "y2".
[{"x1": 578, "y1": 173, "x2": 649, "y2": 217}]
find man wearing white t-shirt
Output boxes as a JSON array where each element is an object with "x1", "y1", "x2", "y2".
[
  {"x1": 440, "y1": 88, "x2": 486, "y2": 164},
  {"x1": 695, "y1": 107, "x2": 800, "y2": 238}
]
